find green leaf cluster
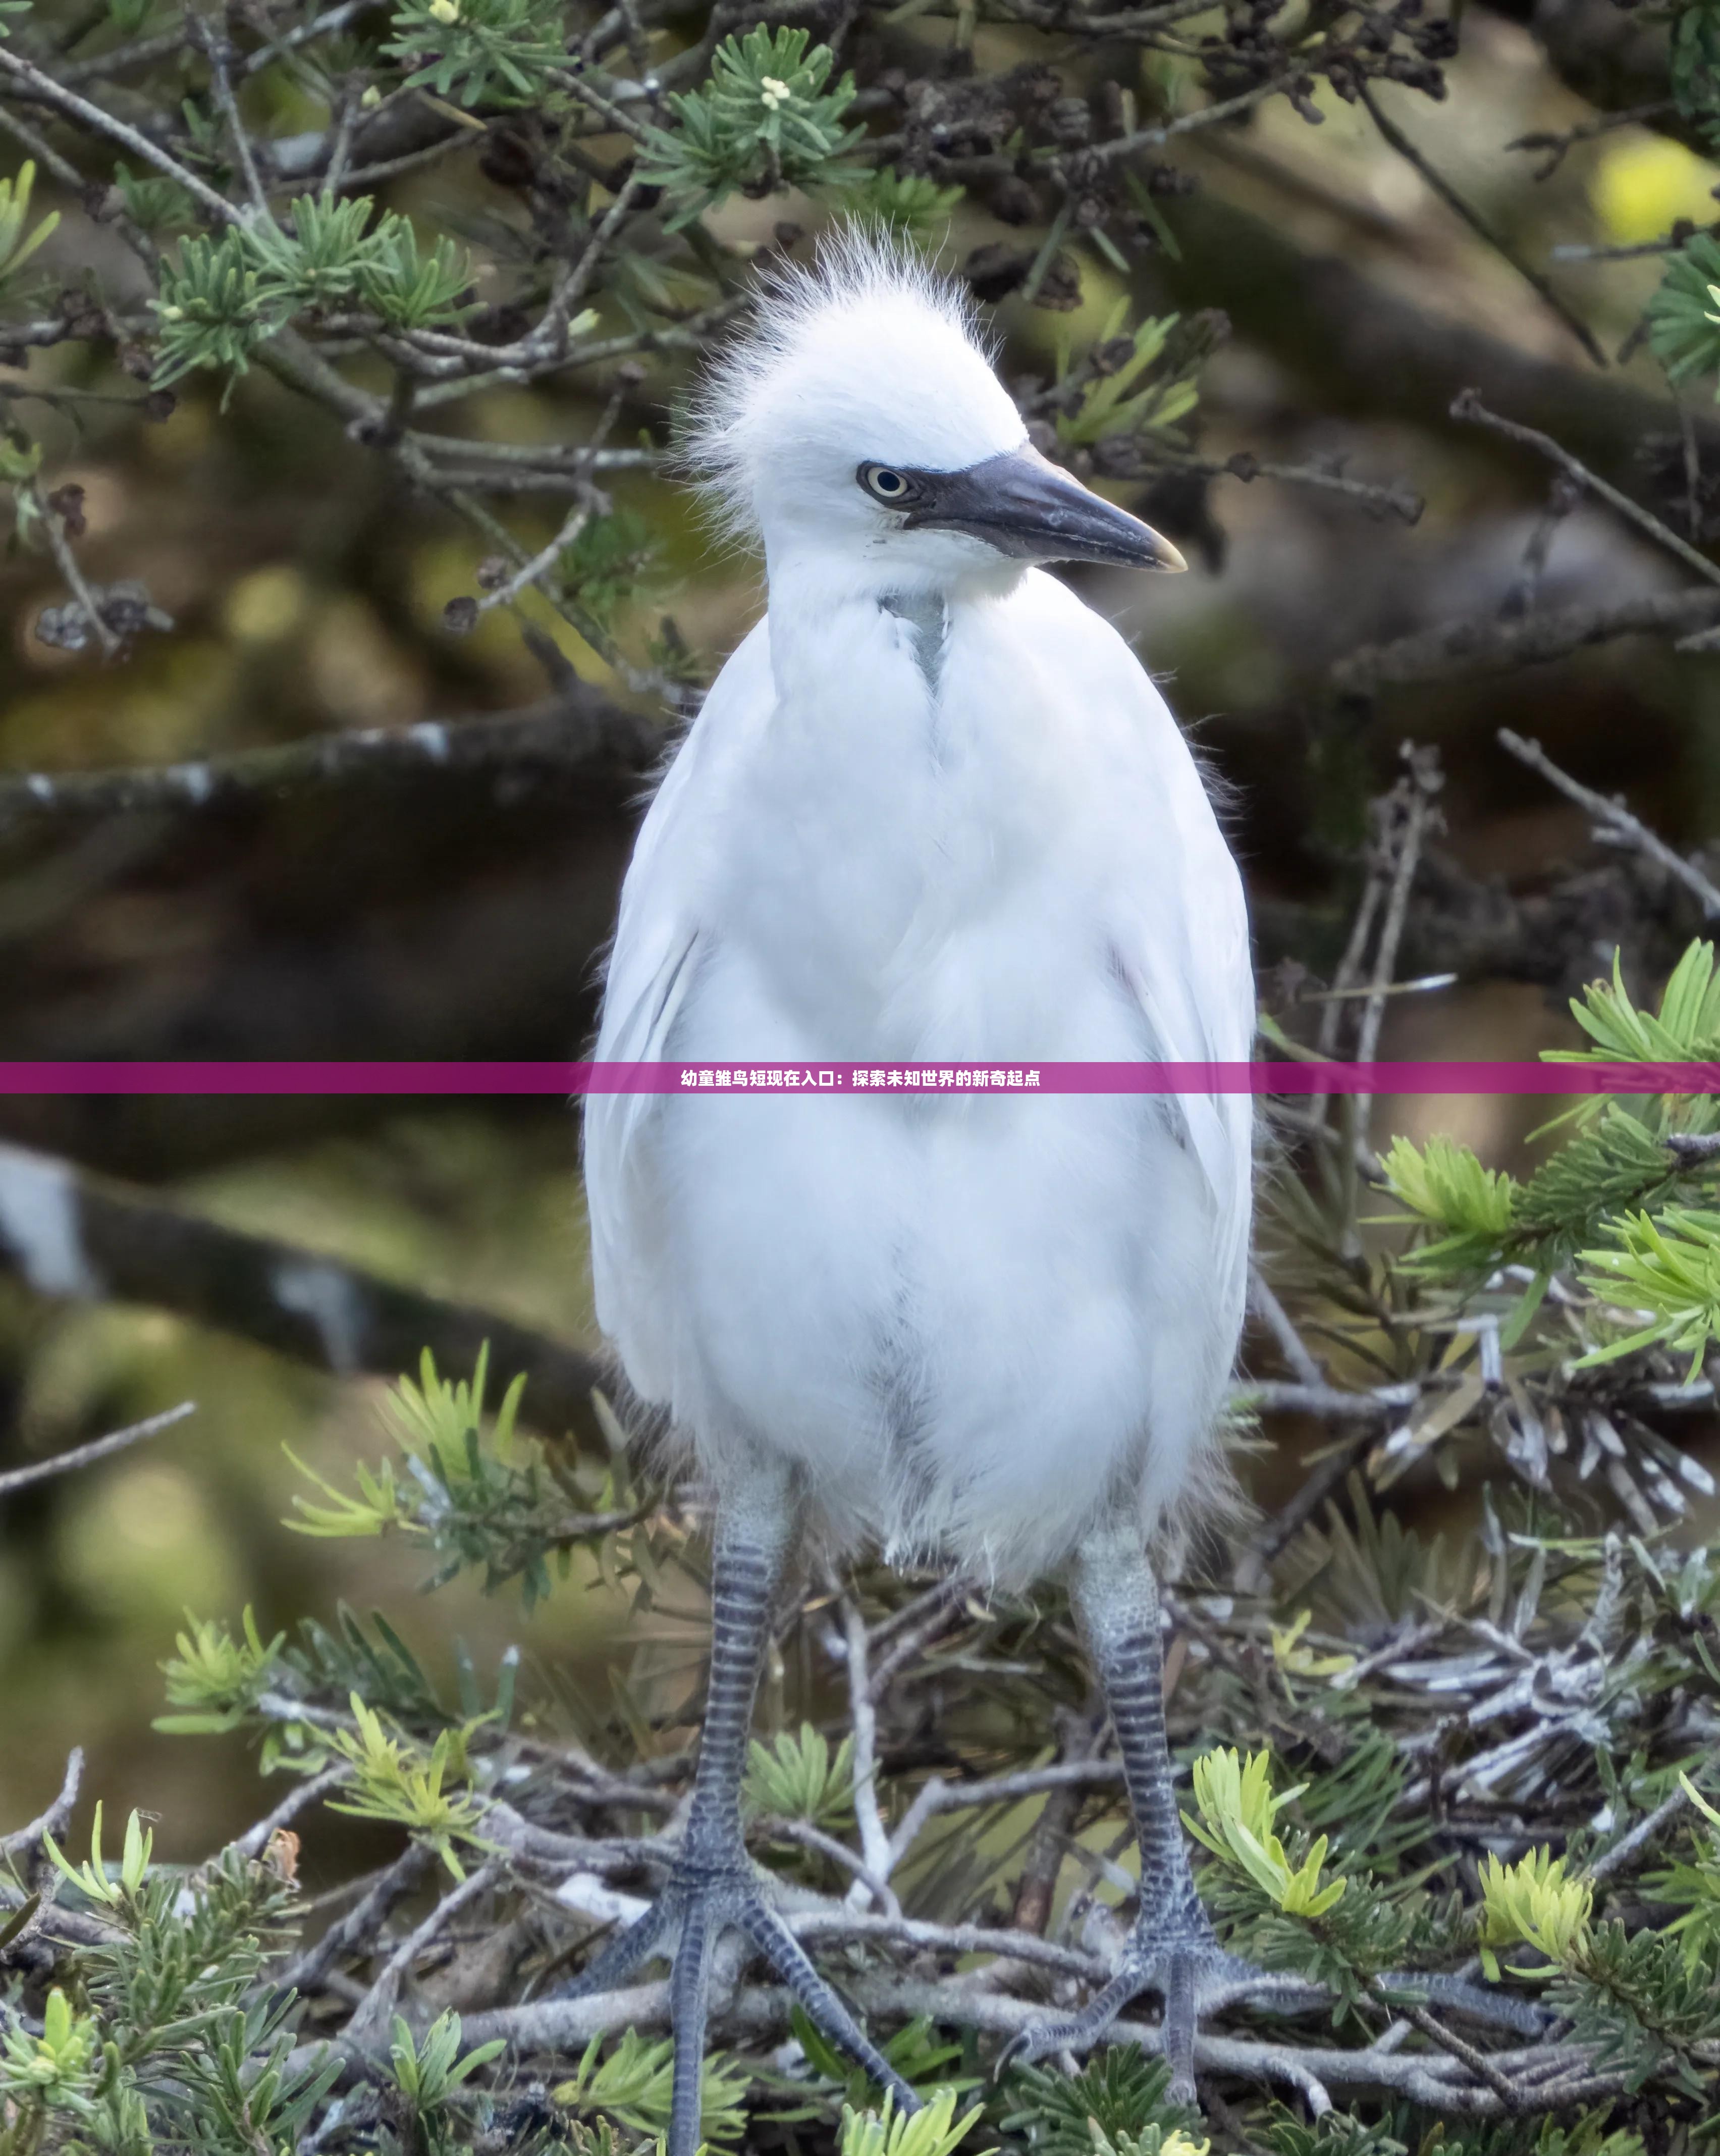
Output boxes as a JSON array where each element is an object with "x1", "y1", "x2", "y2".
[
  {"x1": 1476, "y1": 1848, "x2": 1594, "y2": 1978},
  {"x1": 1550, "y1": 938, "x2": 1720, "y2": 1070},
  {"x1": 0, "y1": 164, "x2": 60, "y2": 292},
  {"x1": 327, "y1": 1691, "x2": 495, "y2": 1876},
  {"x1": 158, "y1": 1595, "x2": 518, "y2": 1780},
  {"x1": 552, "y1": 2028, "x2": 750, "y2": 2145},
  {"x1": 1378, "y1": 1130, "x2": 1518, "y2": 1270},
  {"x1": 42, "y1": 1804, "x2": 153, "y2": 1912},
  {"x1": 289, "y1": 1344, "x2": 631, "y2": 1606},
  {"x1": 1549, "y1": 1921, "x2": 1720, "y2": 2094},
  {"x1": 1577, "y1": 1205, "x2": 1720, "y2": 1375},
  {"x1": 382, "y1": 0, "x2": 571, "y2": 108},
  {"x1": 389, "y1": 2011, "x2": 507, "y2": 2155},
  {"x1": 1054, "y1": 299, "x2": 1208, "y2": 447},
  {"x1": 1673, "y1": 0, "x2": 1720, "y2": 134},
  {"x1": 851, "y1": 168, "x2": 966, "y2": 245},
  {"x1": 114, "y1": 161, "x2": 196, "y2": 233},
  {"x1": 2, "y1": 1824, "x2": 338, "y2": 2156},
  {"x1": 155, "y1": 1605, "x2": 285, "y2": 1733},
  {"x1": 153, "y1": 197, "x2": 474, "y2": 389},
  {"x1": 839, "y1": 2089, "x2": 982, "y2": 2156},
  {"x1": 745, "y1": 1722, "x2": 857, "y2": 1826},
  {"x1": 559, "y1": 508, "x2": 667, "y2": 629},
  {"x1": 1375, "y1": 940, "x2": 1720, "y2": 1372},
  {"x1": 635, "y1": 26, "x2": 866, "y2": 229},
  {"x1": 1185, "y1": 1745, "x2": 1348, "y2": 1917},
  {"x1": 1002, "y1": 2052, "x2": 1202, "y2": 2156}
]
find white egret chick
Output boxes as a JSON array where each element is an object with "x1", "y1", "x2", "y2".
[{"x1": 575, "y1": 234, "x2": 1256, "y2": 2153}]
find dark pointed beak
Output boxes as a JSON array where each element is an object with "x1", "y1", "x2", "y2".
[{"x1": 905, "y1": 446, "x2": 1187, "y2": 572}]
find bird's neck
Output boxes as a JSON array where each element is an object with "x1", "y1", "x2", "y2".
[{"x1": 760, "y1": 547, "x2": 1020, "y2": 700}]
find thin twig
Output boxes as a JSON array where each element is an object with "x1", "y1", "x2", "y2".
[
  {"x1": 1498, "y1": 728, "x2": 1720, "y2": 918},
  {"x1": 1248, "y1": 1270, "x2": 1325, "y2": 1388},
  {"x1": 0, "y1": 697, "x2": 658, "y2": 835},
  {"x1": 1355, "y1": 755, "x2": 1439, "y2": 1072},
  {"x1": 1452, "y1": 391, "x2": 1720, "y2": 593},
  {"x1": 867, "y1": 1583, "x2": 967, "y2": 1701},
  {"x1": 1240, "y1": 1380, "x2": 1419, "y2": 1421},
  {"x1": 0, "y1": 1402, "x2": 195, "y2": 1499},
  {"x1": 1589, "y1": 1781, "x2": 1692, "y2": 1885},
  {"x1": 761, "y1": 1818, "x2": 901, "y2": 1918},
  {"x1": 233, "y1": 1765, "x2": 350, "y2": 1862},
  {"x1": 323, "y1": 86, "x2": 360, "y2": 200},
  {"x1": 474, "y1": 501, "x2": 598, "y2": 620},
  {"x1": 1407, "y1": 2004, "x2": 1525, "y2": 2112},
  {"x1": 1506, "y1": 100, "x2": 1677, "y2": 179},
  {"x1": 190, "y1": 17, "x2": 273, "y2": 219},
  {"x1": 275, "y1": 1847, "x2": 438, "y2": 1998},
  {"x1": 0, "y1": 1141, "x2": 609, "y2": 1446},
  {"x1": 342, "y1": 1859, "x2": 504, "y2": 2046},
  {"x1": 1332, "y1": 586, "x2": 1720, "y2": 693},
  {"x1": 838, "y1": 1595, "x2": 895, "y2": 1905},
  {"x1": 0, "y1": 1750, "x2": 82, "y2": 1866},
  {"x1": 0, "y1": 46, "x2": 242, "y2": 226},
  {"x1": 27, "y1": 484, "x2": 121, "y2": 662},
  {"x1": 1359, "y1": 85, "x2": 1604, "y2": 368}
]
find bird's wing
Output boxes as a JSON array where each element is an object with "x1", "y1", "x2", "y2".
[
  {"x1": 583, "y1": 617, "x2": 774, "y2": 1363},
  {"x1": 1110, "y1": 821, "x2": 1255, "y2": 1290},
  {"x1": 1028, "y1": 574, "x2": 1255, "y2": 1278}
]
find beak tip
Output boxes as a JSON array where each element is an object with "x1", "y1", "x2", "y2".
[{"x1": 1152, "y1": 539, "x2": 1189, "y2": 574}]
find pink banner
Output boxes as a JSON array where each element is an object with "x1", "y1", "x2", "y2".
[{"x1": 0, "y1": 1060, "x2": 1712, "y2": 1094}]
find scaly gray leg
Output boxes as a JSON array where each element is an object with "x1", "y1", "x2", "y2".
[
  {"x1": 554, "y1": 1454, "x2": 919, "y2": 2156},
  {"x1": 1005, "y1": 1522, "x2": 1257, "y2": 2100},
  {"x1": 1003, "y1": 1528, "x2": 1549, "y2": 2093}
]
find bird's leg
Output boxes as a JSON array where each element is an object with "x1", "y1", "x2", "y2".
[
  {"x1": 555, "y1": 1453, "x2": 919, "y2": 2156},
  {"x1": 1005, "y1": 1523, "x2": 1255, "y2": 2101}
]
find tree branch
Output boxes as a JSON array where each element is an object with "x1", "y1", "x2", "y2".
[
  {"x1": 0, "y1": 698, "x2": 661, "y2": 837},
  {"x1": 0, "y1": 1141, "x2": 609, "y2": 1444},
  {"x1": 0, "y1": 1400, "x2": 195, "y2": 1497},
  {"x1": 1497, "y1": 728, "x2": 1720, "y2": 918},
  {"x1": 1332, "y1": 588, "x2": 1720, "y2": 694}
]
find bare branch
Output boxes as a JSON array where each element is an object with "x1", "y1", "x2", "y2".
[
  {"x1": 0, "y1": 698, "x2": 660, "y2": 837},
  {"x1": 1497, "y1": 728, "x2": 1720, "y2": 918},
  {"x1": 343, "y1": 1859, "x2": 506, "y2": 2047},
  {"x1": 0, "y1": 1401, "x2": 195, "y2": 1499},
  {"x1": 1358, "y1": 86, "x2": 1603, "y2": 368},
  {"x1": 0, "y1": 1749, "x2": 82, "y2": 1867},
  {"x1": 1333, "y1": 587, "x2": 1720, "y2": 693},
  {"x1": 1452, "y1": 390, "x2": 1720, "y2": 592},
  {"x1": 0, "y1": 1142, "x2": 610, "y2": 1446}
]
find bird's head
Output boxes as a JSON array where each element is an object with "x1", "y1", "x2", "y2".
[{"x1": 688, "y1": 231, "x2": 1186, "y2": 597}]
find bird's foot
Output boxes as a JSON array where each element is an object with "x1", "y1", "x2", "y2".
[
  {"x1": 1001, "y1": 1915, "x2": 1266, "y2": 2105},
  {"x1": 557, "y1": 1843, "x2": 920, "y2": 2156}
]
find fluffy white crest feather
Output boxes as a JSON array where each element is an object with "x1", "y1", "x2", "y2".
[{"x1": 687, "y1": 230, "x2": 1027, "y2": 552}]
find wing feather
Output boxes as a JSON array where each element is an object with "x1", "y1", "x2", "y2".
[{"x1": 582, "y1": 618, "x2": 774, "y2": 1370}]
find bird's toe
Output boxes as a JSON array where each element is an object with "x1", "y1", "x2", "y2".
[{"x1": 554, "y1": 1853, "x2": 920, "y2": 2142}]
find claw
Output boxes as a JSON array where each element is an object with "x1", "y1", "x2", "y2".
[
  {"x1": 737, "y1": 1901, "x2": 923, "y2": 2116},
  {"x1": 997, "y1": 1931, "x2": 1278, "y2": 2096},
  {"x1": 1162, "y1": 1950, "x2": 1199, "y2": 2105},
  {"x1": 553, "y1": 1896, "x2": 675, "y2": 2004},
  {"x1": 997, "y1": 1968, "x2": 1143, "y2": 2073},
  {"x1": 555, "y1": 1854, "x2": 916, "y2": 2156},
  {"x1": 667, "y1": 1905, "x2": 717, "y2": 2156}
]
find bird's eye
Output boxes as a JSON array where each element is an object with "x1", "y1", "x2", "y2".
[{"x1": 860, "y1": 464, "x2": 913, "y2": 504}]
